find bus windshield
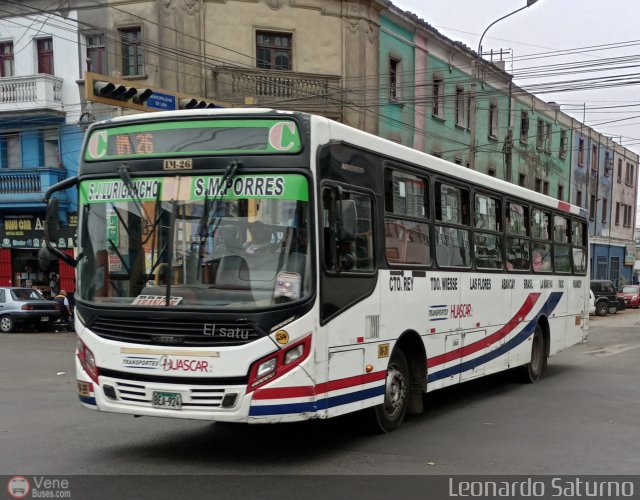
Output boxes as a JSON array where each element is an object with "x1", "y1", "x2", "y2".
[{"x1": 77, "y1": 172, "x2": 311, "y2": 309}]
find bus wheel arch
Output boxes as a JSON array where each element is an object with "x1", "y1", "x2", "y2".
[{"x1": 394, "y1": 330, "x2": 427, "y2": 415}]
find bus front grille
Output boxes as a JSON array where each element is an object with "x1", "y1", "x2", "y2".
[{"x1": 89, "y1": 315, "x2": 263, "y2": 346}]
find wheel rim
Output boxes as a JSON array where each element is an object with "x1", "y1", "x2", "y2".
[
  {"x1": 383, "y1": 364, "x2": 407, "y2": 419},
  {"x1": 0, "y1": 317, "x2": 11, "y2": 332}
]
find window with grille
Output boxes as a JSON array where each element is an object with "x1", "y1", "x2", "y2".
[
  {"x1": 86, "y1": 34, "x2": 106, "y2": 74},
  {"x1": 455, "y1": 86, "x2": 465, "y2": 126},
  {"x1": 256, "y1": 32, "x2": 292, "y2": 70},
  {"x1": 520, "y1": 111, "x2": 529, "y2": 143},
  {"x1": 578, "y1": 137, "x2": 585, "y2": 165},
  {"x1": 389, "y1": 57, "x2": 400, "y2": 101},
  {"x1": 37, "y1": 38, "x2": 54, "y2": 75},
  {"x1": 0, "y1": 42, "x2": 13, "y2": 77},
  {"x1": 536, "y1": 119, "x2": 544, "y2": 149},
  {"x1": 120, "y1": 27, "x2": 143, "y2": 76},
  {"x1": 559, "y1": 130, "x2": 567, "y2": 159},
  {"x1": 433, "y1": 77, "x2": 444, "y2": 118},
  {"x1": 489, "y1": 102, "x2": 498, "y2": 139}
]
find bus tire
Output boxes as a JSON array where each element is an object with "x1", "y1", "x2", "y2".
[
  {"x1": 368, "y1": 348, "x2": 409, "y2": 433},
  {"x1": 520, "y1": 324, "x2": 546, "y2": 383}
]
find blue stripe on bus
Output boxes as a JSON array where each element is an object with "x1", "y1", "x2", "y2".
[
  {"x1": 249, "y1": 385, "x2": 385, "y2": 416},
  {"x1": 429, "y1": 292, "x2": 563, "y2": 382},
  {"x1": 79, "y1": 395, "x2": 97, "y2": 405}
]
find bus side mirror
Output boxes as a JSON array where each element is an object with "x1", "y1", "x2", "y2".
[
  {"x1": 338, "y1": 199, "x2": 357, "y2": 243},
  {"x1": 46, "y1": 198, "x2": 61, "y2": 242},
  {"x1": 44, "y1": 176, "x2": 79, "y2": 268}
]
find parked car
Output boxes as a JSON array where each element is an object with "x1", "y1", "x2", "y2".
[
  {"x1": 617, "y1": 285, "x2": 640, "y2": 309},
  {"x1": 0, "y1": 287, "x2": 60, "y2": 333},
  {"x1": 588, "y1": 289, "x2": 596, "y2": 315},
  {"x1": 590, "y1": 280, "x2": 624, "y2": 316}
]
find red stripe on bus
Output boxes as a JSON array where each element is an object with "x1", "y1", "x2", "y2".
[
  {"x1": 252, "y1": 371, "x2": 387, "y2": 400},
  {"x1": 427, "y1": 293, "x2": 541, "y2": 369}
]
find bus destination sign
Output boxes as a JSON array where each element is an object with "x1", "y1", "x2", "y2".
[{"x1": 84, "y1": 119, "x2": 302, "y2": 161}]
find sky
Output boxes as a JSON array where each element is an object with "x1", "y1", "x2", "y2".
[{"x1": 391, "y1": 0, "x2": 640, "y2": 155}]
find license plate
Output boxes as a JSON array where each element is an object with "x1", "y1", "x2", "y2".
[
  {"x1": 152, "y1": 391, "x2": 182, "y2": 410},
  {"x1": 41, "y1": 317, "x2": 49, "y2": 322}
]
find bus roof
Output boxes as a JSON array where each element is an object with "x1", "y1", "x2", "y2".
[{"x1": 87, "y1": 108, "x2": 587, "y2": 219}]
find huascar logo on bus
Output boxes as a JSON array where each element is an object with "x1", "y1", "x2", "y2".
[
  {"x1": 159, "y1": 355, "x2": 213, "y2": 373},
  {"x1": 428, "y1": 304, "x2": 473, "y2": 321},
  {"x1": 451, "y1": 304, "x2": 473, "y2": 319},
  {"x1": 121, "y1": 355, "x2": 213, "y2": 373}
]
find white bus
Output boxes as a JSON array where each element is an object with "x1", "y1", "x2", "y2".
[{"x1": 44, "y1": 109, "x2": 589, "y2": 432}]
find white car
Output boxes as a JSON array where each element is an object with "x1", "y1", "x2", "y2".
[{"x1": 589, "y1": 289, "x2": 596, "y2": 315}]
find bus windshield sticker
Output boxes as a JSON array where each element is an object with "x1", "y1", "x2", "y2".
[
  {"x1": 84, "y1": 119, "x2": 302, "y2": 161},
  {"x1": 80, "y1": 175, "x2": 308, "y2": 204},
  {"x1": 132, "y1": 295, "x2": 183, "y2": 306}
]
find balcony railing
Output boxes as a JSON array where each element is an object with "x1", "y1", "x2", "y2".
[
  {"x1": 212, "y1": 67, "x2": 342, "y2": 118},
  {"x1": 0, "y1": 75, "x2": 64, "y2": 112},
  {"x1": 0, "y1": 168, "x2": 66, "y2": 201}
]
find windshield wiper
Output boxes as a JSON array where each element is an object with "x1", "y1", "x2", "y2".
[
  {"x1": 197, "y1": 160, "x2": 241, "y2": 234},
  {"x1": 196, "y1": 160, "x2": 241, "y2": 276},
  {"x1": 117, "y1": 163, "x2": 152, "y2": 222}
]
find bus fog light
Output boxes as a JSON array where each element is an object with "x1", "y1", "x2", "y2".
[
  {"x1": 274, "y1": 272, "x2": 301, "y2": 301},
  {"x1": 221, "y1": 393, "x2": 238, "y2": 408},
  {"x1": 103, "y1": 385, "x2": 117, "y2": 400},
  {"x1": 284, "y1": 345, "x2": 304, "y2": 365}
]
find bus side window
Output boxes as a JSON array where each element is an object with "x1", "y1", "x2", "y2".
[
  {"x1": 435, "y1": 182, "x2": 470, "y2": 268},
  {"x1": 323, "y1": 187, "x2": 375, "y2": 273},
  {"x1": 383, "y1": 168, "x2": 430, "y2": 266}
]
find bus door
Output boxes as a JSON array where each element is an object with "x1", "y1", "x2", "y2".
[{"x1": 320, "y1": 184, "x2": 380, "y2": 414}]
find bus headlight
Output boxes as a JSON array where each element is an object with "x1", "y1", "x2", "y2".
[
  {"x1": 247, "y1": 335, "x2": 312, "y2": 392},
  {"x1": 256, "y1": 358, "x2": 277, "y2": 379},
  {"x1": 284, "y1": 344, "x2": 304, "y2": 365},
  {"x1": 77, "y1": 337, "x2": 99, "y2": 383}
]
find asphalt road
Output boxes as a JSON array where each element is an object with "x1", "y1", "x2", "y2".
[{"x1": 1, "y1": 310, "x2": 639, "y2": 479}]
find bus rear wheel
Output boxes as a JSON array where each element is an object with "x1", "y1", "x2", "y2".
[
  {"x1": 520, "y1": 324, "x2": 546, "y2": 383},
  {"x1": 369, "y1": 348, "x2": 409, "y2": 433}
]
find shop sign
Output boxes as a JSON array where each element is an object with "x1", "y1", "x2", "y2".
[{"x1": 0, "y1": 214, "x2": 77, "y2": 249}]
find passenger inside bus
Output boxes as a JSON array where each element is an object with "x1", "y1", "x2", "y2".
[
  {"x1": 244, "y1": 221, "x2": 274, "y2": 254},
  {"x1": 532, "y1": 250, "x2": 551, "y2": 272}
]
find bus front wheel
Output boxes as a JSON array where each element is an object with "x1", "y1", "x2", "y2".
[
  {"x1": 369, "y1": 348, "x2": 409, "y2": 433},
  {"x1": 520, "y1": 324, "x2": 547, "y2": 383}
]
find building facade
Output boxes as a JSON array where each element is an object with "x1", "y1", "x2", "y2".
[{"x1": 0, "y1": 4, "x2": 83, "y2": 293}]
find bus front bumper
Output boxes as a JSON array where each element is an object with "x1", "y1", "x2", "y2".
[{"x1": 75, "y1": 356, "x2": 320, "y2": 424}]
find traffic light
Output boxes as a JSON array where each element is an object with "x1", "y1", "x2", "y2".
[
  {"x1": 133, "y1": 88, "x2": 154, "y2": 105},
  {"x1": 85, "y1": 71, "x2": 229, "y2": 112},
  {"x1": 92, "y1": 79, "x2": 153, "y2": 105},
  {"x1": 93, "y1": 80, "x2": 138, "y2": 101},
  {"x1": 179, "y1": 98, "x2": 222, "y2": 109}
]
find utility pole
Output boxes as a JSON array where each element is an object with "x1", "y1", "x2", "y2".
[{"x1": 470, "y1": 1, "x2": 538, "y2": 173}]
